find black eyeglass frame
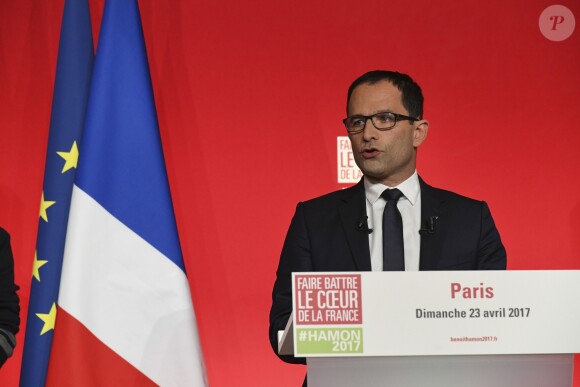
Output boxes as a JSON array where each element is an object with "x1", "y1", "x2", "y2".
[{"x1": 342, "y1": 111, "x2": 420, "y2": 134}]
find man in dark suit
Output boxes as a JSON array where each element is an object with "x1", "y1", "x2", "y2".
[{"x1": 269, "y1": 70, "x2": 507, "y2": 367}]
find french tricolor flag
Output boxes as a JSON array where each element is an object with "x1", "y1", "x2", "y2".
[{"x1": 43, "y1": 1, "x2": 207, "y2": 385}]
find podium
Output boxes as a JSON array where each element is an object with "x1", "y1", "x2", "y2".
[{"x1": 279, "y1": 271, "x2": 580, "y2": 386}]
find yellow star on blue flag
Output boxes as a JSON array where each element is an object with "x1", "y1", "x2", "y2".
[
  {"x1": 57, "y1": 140, "x2": 79, "y2": 173},
  {"x1": 39, "y1": 192, "x2": 56, "y2": 222},
  {"x1": 36, "y1": 303, "x2": 57, "y2": 335},
  {"x1": 32, "y1": 251, "x2": 48, "y2": 282}
]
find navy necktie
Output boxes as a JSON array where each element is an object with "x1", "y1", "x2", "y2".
[{"x1": 381, "y1": 188, "x2": 405, "y2": 271}]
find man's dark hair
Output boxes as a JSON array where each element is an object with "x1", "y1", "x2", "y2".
[{"x1": 346, "y1": 70, "x2": 424, "y2": 119}]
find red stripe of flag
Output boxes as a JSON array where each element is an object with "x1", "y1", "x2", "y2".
[{"x1": 46, "y1": 307, "x2": 157, "y2": 387}]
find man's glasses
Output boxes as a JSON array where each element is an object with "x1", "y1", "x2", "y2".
[{"x1": 343, "y1": 111, "x2": 419, "y2": 134}]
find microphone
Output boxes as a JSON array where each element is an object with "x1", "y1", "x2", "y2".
[
  {"x1": 356, "y1": 216, "x2": 373, "y2": 234},
  {"x1": 419, "y1": 216, "x2": 438, "y2": 235}
]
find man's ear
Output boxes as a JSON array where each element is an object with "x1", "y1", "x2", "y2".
[{"x1": 413, "y1": 120, "x2": 429, "y2": 147}]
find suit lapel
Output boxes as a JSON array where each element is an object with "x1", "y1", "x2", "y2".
[
  {"x1": 419, "y1": 177, "x2": 446, "y2": 270},
  {"x1": 338, "y1": 180, "x2": 372, "y2": 271}
]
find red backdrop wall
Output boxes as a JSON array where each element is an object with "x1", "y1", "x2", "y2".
[{"x1": 0, "y1": 1, "x2": 579, "y2": 385}]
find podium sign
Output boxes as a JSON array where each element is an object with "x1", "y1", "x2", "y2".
[{"x1": 291, "y1": 270, "x2": 580, "y2": 357}]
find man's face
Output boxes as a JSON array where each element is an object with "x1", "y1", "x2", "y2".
[{"x1": 347, "y1": 81, "x2": 428, "y2": 186}]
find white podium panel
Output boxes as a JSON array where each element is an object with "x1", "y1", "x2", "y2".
[
  {"x1": 291, "y1": 271, "x2": 580, "y2": 357},
  {"x1": 280, "y1": 271, "x2": 580, "y2": 387}
]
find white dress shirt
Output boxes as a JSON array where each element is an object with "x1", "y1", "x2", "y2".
[{"x1": 364, "y1": 171, "x2": 421, "y2": 271}]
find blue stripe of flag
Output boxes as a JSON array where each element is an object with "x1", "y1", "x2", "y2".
[{"x1": 74, "y1": 0, "x2": 184, "y2": 270}]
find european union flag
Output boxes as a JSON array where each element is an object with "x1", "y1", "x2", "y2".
[{"x1": 19, "y1": 0, "x2": 93, "y2": 385}]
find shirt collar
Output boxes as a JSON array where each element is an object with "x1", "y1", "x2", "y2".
[{"x1": 364, "y1": 171, "x2": 420, "y2": 206}]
